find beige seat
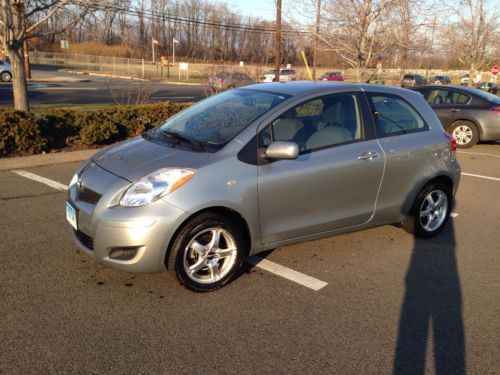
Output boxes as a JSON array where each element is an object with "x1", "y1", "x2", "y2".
[
  {"x1": 272, "y1": 118, "x2": 303, "y2": 141},
  {"x1": 305, "y1": 127, "x2": 352, "y2": 150}
]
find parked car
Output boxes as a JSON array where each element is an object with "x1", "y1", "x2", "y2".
[
  {"x1": 460, "y1": 74, "x2": 469, "y2": 85},
  {"x1": 476, "y1": 82, "x2": 498, "y2": 95},
  {"x1": 67, "y1": 82, "x2": 460, "y2": 292},
  {"x1": 207, "y1": 71, "x2": 254, "y2": 93},
  {"x1": 430, "y1": 75, "x2": 451, "y2": 85},
  {"x1": 412, "y1": 85, "x2": 500, "y2": 148},
  {"x1": 0, "y1": 60, "x2": 12, "y2": 82},
  {"x1": 318, "y1": 72, "x2": 344, "y2": 81},
  {"x1": 401, "y1": 74, "x2": 427, "y2": 88},
  {"x1": 260, "y1": 68, "x2": 296, "y2": 82}
]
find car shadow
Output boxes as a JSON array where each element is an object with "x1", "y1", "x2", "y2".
[{"x1": 393, "y1": 219, "x2": 466, "y2": 374}]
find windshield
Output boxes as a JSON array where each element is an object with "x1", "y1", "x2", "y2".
[{"x1": 159, "y1": 89, "x2": 289, "y2": 148}]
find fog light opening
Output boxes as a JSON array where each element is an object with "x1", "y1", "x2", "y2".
[{"x1": 108, "y1": 247, "x2": 139, "y2": 261}]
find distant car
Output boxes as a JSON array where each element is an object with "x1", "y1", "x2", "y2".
[
  {"x1": 430, "y1": 75, "x2": 451, "y2": 85},
  {"x1": 412, "y1": 85, "x2": 500, "y2": 148},
  {"x1": 208, "y1": 71, "x2": 254, "y2": 93},
  {"x1": 260, "y1": 68, "x2": 296, "y2": 82},
  {"x1": 476, "y1": 82, "x2": 498, "y2": 95},
  {"x1": 460, "y1": 74, "x2": 469, "y2": 85},
  {"x1": 318, "y1": 72, "x2": 344, "y2": 81},
  {"x1": 401, "y1": 74, "x2": 426, "y2": 88},
  {"x1": 0, "y1": 60, "x2": 12, "y2": 82}
]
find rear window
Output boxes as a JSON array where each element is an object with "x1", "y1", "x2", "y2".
[{"x1": 471, "y1": 88, "x2": 500, "y2": 104}]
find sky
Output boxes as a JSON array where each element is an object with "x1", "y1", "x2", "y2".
[{"x1": 207, "y1": 0, "x2": 280, "y2": 21}]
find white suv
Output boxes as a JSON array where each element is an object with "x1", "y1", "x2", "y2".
[
  {"x1": 260, "y1": 68, "x2": 296, "y2": 82},
  {"x1": 0, "y1": 60, "x2": 12, "y2": 82}
]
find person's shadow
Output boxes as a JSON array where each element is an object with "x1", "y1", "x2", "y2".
[{"x1": 394, "y1": 219, "x2": 466, "y2": 374}]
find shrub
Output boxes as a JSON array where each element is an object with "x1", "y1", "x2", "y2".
[
  {"x1": 0, "y1": 110, "x2": 46, "y2": 156},
  {"x1": 0, "y1": 102, "x2": 190, "y2": 157}
]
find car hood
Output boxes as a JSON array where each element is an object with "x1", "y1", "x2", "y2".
[{"x1": 92, "y1": 136, "x2": 210, "y2": 182}]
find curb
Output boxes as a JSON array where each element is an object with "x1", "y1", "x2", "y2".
[
  {"x1": 0, "y1": 149, "x2": 99, "y2": 171},
  {"x1": 58, "y1": 69, "x2": 203, "y2": 86}
]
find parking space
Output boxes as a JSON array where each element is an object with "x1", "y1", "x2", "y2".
[{"x1": 0, "y1": 144, "x2": 499, "y2": 373}]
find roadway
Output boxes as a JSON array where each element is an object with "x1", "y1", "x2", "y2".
[
  {"x1": 0, "y1": 145, "x2": 499, "y2": 374},
  {"x1": 0, "y1": 68, "x2": 206, "y2": 106}
]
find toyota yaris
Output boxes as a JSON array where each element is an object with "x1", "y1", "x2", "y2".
[{"x1": 67, "y1": 82, "x2": 460, "y2": 292}]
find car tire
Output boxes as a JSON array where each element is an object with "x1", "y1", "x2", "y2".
[
  {"x1": 402, "y1": 181, "x2": 452, "y2": 238},
  {"x1": 0, "y1": 71, "x2": 12, "y2": 82},
  {"x1": 167, "y1": 212, "x2": 246, "y2": 292},
  {"x1": 449, "y1": 120, "x2": 479, "y2": 148}
]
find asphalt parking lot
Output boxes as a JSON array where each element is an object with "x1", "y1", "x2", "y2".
[
  {"x1": 0, "y1": 145, "x2": 499, "y2": 374},
  {"x1": 0, "y1": 69, "x2": 206, "y2": 106}
]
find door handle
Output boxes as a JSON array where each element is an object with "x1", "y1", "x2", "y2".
[
  {"x1": 451, "y1": 108, "x2": 461, "y2": 112},
  {"x1": 358, "y1": 151, "x2": 380, "y2": 161}
]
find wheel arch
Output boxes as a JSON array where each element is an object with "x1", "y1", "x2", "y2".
[
  {"x1": 164, "y1": 206, "x2": 252, "y2": 268},
  {"x1": 402, "y1": 174, "x2": 455, "y2": 216}
]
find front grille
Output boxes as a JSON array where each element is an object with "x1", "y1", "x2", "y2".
[
  {"x1": 75, "y1": 229, "x2": 94, "y2": 250},
  {"x1": 77, "y1": 186, "x2": 102, "y2": 205}
]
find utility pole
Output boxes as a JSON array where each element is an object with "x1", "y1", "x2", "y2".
[
  {"x1": 312, "y1": 0, "x2": 321, "y2": 80},
  {"x1": 274, "y1": 0, "x2": 281, "y2": 82}
]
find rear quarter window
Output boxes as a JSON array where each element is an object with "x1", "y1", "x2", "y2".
[{"x1": 367, "y1": 93, "x2": 429, "y2": 138}]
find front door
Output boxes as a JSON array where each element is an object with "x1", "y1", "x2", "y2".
[{"x1": 257, "y1": 92, "x2": 384, "y2": 244}]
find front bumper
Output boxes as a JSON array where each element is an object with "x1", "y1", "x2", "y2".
[{"x1": 67, "y1": 163, "x2": 187, "y2": 273}]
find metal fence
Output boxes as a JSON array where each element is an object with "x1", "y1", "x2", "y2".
[{"x1": 29, "y1": 51, "x2": 472, "y2": 83}]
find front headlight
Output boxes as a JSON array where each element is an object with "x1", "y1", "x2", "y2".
[
  {"x1": 69, "y1": 173, "x2": 78, "y2": 188},
  {"x1": 120, "y1": 168, "x2": 195, "y2": 207}
]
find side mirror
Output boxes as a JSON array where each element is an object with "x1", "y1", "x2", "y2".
[{"x1": 265, "y1": 141, "x2": 299, "y2": 160}]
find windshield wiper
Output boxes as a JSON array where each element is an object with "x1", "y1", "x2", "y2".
[
  {"x1": 161, "y1": 130, "x2": 205, "y2": 152},
  {"x1": 374, "y1": 112, "x2": 408, "y2": 134}
]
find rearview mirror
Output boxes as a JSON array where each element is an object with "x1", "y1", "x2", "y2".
[{"x1": 265, "y1": 141, "x2": 299, "y2": 160}]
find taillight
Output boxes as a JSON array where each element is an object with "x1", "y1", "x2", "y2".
[
  {"x1": 444, "y1": 132, "x2": 456, "y2": 152},
  {"x1": 491, "y1": 106, "x2": 500, "y2": 114},
  {"x1": 218, "y1": 78, "x2": 224, "y2": 84}
]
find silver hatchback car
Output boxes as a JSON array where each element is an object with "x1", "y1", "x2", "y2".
[{"x1": 67, "y1": 82, "x2": 460, "y2": 292}]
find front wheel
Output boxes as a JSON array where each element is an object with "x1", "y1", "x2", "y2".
[
  {"x1": 402, "y1": 182, "x2": 452, "y2": 238},
  {"x1": 167, "y1": 213, "x2": 246, "y2": 292},
  {"x1": 0, "y1": 71, "x2": 12, "y2": 82}
]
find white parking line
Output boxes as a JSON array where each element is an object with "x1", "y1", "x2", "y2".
[
  {"x1": 246, "y1": 256, "x2": 328, "y2": 291},
  {"x1": 461, "y1": 172, "x2": 500, "y2": 182},
  {"x1": 450, "y1": 213, "x2": 459, "y2": 218},
  {"x1": 12, "y1": 170, "x2": 328, "y2": 291},
  {"x1": 457, "y1": 151, "x2": 500, "y2": 158},
  {"x1": 13, "y1": 170, "x2": 68, "y2": 191},
  {"x1": 150, "y1": 96, "x2": 195, "y2": 99}
]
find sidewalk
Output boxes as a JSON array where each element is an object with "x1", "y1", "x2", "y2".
[
  {"x1": 0, "y1": 149, "x2": 98, "y2": 171},
  {"x1": 28, "y1": 69, "x2": 90, "y2": 83}
]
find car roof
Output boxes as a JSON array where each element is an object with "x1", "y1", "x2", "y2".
[
  {"x1": 242, "y1": 80, "x2": 411, "y2": 96},
  {"x1": 412, "y1": 85, "x2": 500, "y2": 103}
]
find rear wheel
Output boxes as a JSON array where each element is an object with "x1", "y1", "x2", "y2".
[
  {"x1": 449, "y1": 120, "x2": 479, "y2": 148},
  {"x1": 167, "y1": 213, "x2": 246, "y2": 292},
  {"x1": 402, "y1": 182, "x2": 452, "y2": 238},
  {"x1": 0, "y1": 71, "x2": 12, "y2": 82}
]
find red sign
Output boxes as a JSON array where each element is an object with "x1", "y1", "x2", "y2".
[{"x1": 492, "y1": 65, "x2": 499, "y2": 75}]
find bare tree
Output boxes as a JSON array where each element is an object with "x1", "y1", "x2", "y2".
[
  {"x1": 445, "y1": 0, "x2": 498, "y2": 86},
  {"x1": 0, "y1": 0, "x2": 91, "y2": 111},
  {"x1": 319, "y1": 0, "x2": 395, "y2": 82}
]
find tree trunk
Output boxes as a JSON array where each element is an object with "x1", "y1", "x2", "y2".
[{"x1": 8, "y1": 47, "x2": 29, "y2": 112}]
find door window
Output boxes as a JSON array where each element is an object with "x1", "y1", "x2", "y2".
[
  {"x1": 427, "y1": 89, "x2": 470, "y2": 105},
  {"x1": 367, "y1": 93, "x2": 429, "y2": 137},
  {"x1": 261, "y1": 93, "x2": 363, "y2": 152}
]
